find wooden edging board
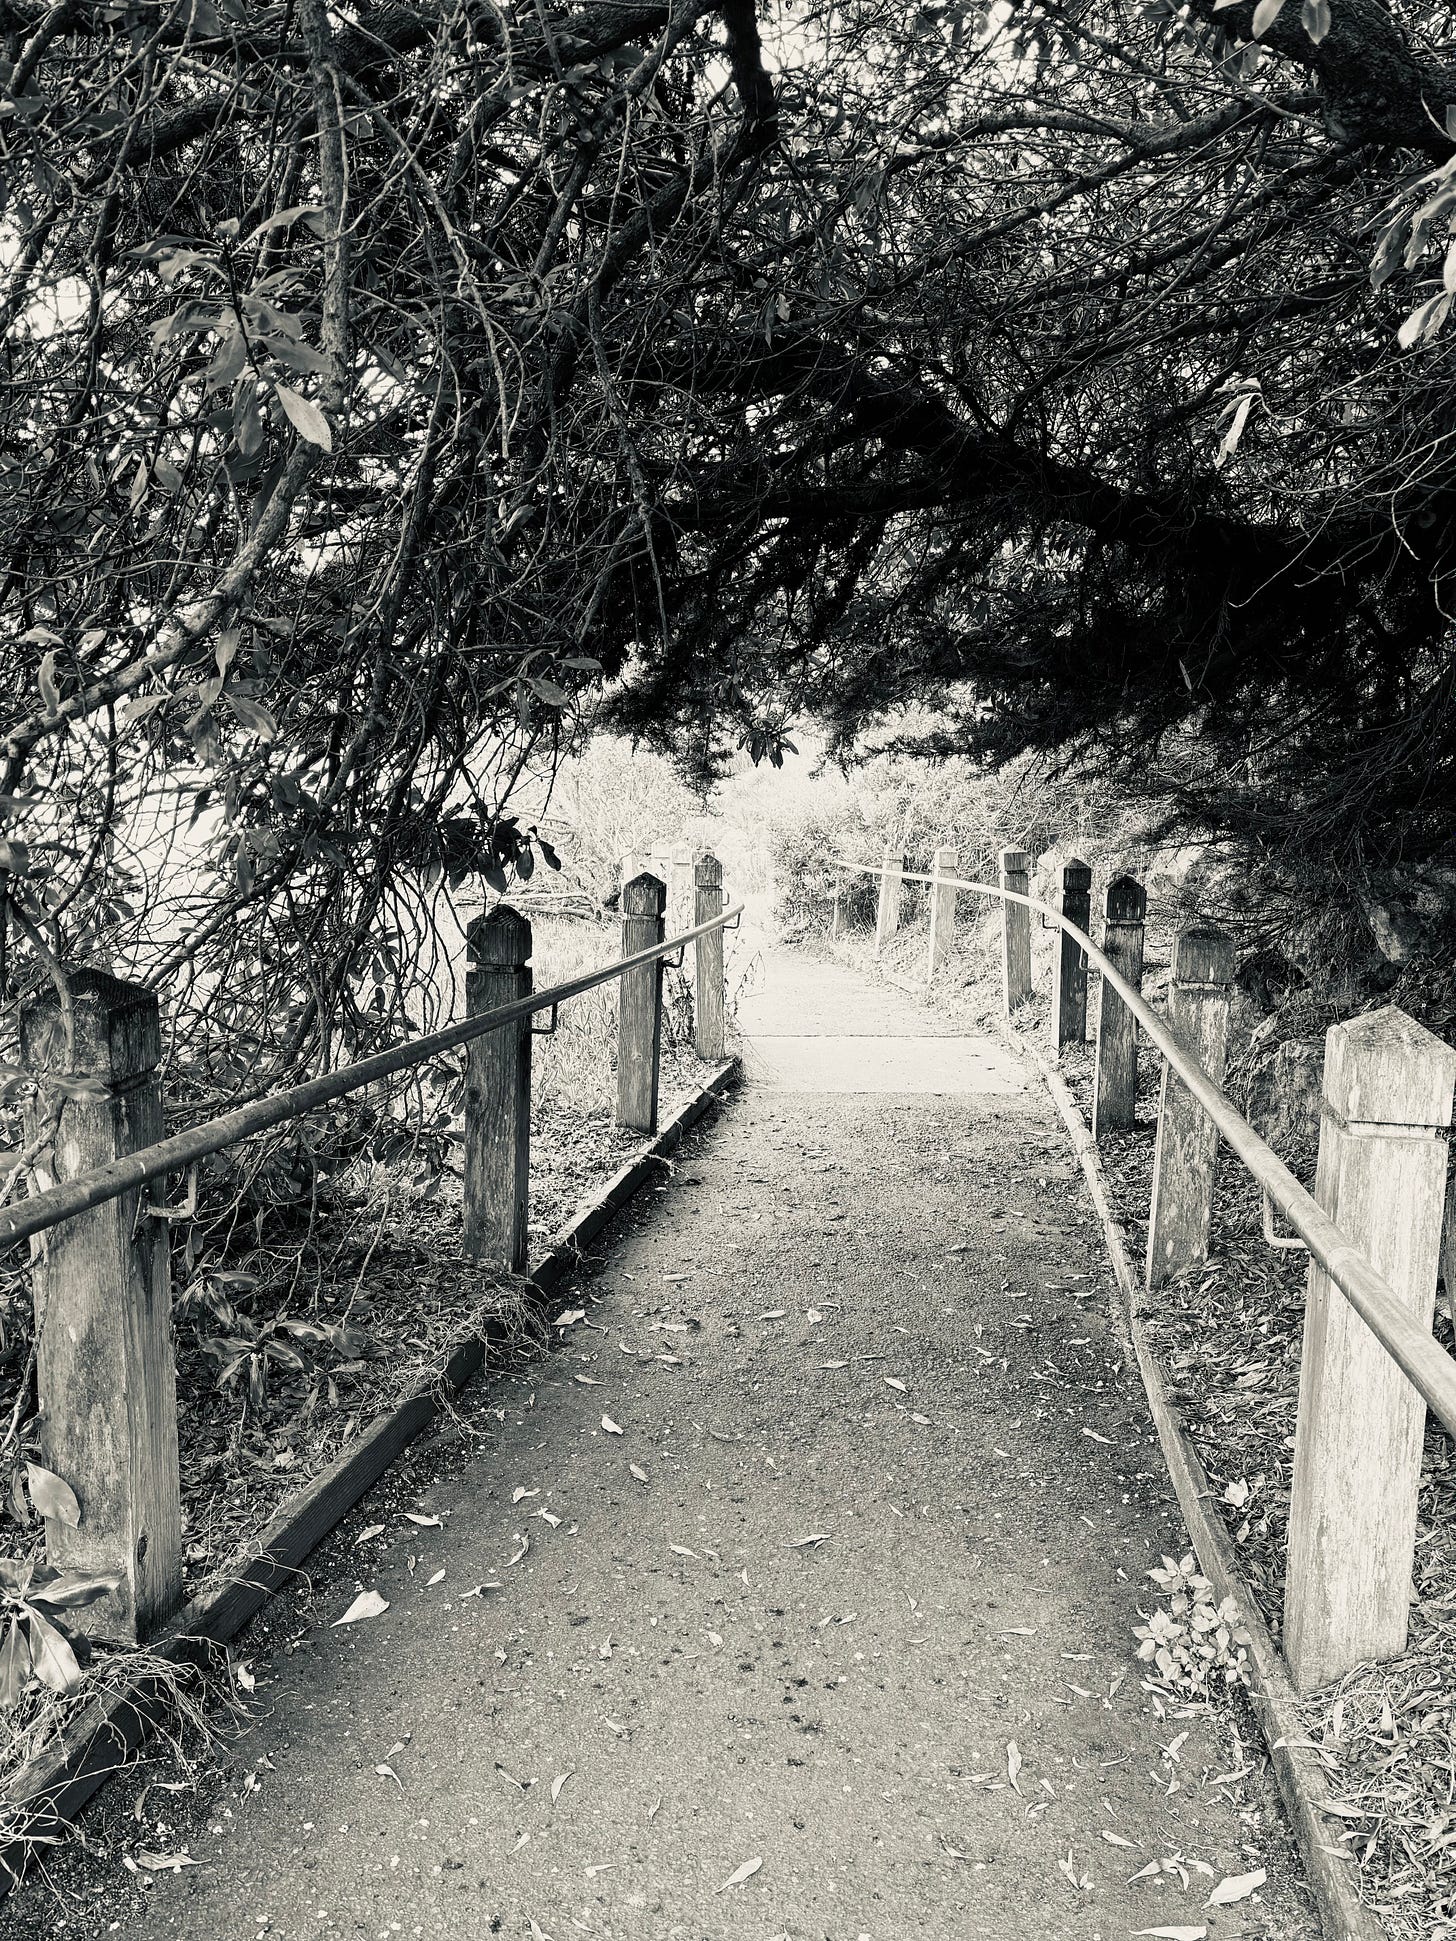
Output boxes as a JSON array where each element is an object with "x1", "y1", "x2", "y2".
[
  {"x1": 1002, "y1": 1025, "x2": 1384, "y2": 1941},
  {"x1": 0, "y1": 1058, "x2": 739, "y2": 1894}
]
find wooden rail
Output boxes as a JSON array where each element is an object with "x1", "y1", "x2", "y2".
[
  {"x1": 5, "y1": 863, "x2": 740, "y2": 1647},
  {"x1": 832, "y1": 853, "x2": 1456, "y2": 1694}
]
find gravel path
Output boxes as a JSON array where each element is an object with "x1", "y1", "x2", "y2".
[{"x1": 13, "y1": 952, "x2": 1319, "y2": 1941}]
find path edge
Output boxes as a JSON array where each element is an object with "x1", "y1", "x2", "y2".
[
  {"x1": 1005, "y1": 1025, "x2": 1384, "y2": 1941},
  {"x1": 0, "y1": 1058, "x2": 739, "y2": 1894}
]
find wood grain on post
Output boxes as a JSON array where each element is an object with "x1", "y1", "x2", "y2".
[
  {"x1": 1284, "y1": 1008, "x2": 1456, "y2": 1693},
  {"x1": 925, "y1": 845, "x2": 959, "y2": 984},
  {"x1": 462, "y1": 906, "x2": 532, "y2": 1273},
  {"x1": 694, "y1": 852, "x2": 725, "y2": 1060},
  {"x1": 874, "y1": 845, "x2": 902, "y2": 957},
  {"x1": 1092, "y1": 874, "x2": 1146, "y2": 1140},
  {"x1": 1145, "y1": 925, "x2": 1234, "y2": 1288},
  {"x1": 617, "y1": 872, "x2": 666, "y2": 1131},
  {"x1": 1050, "y1": 858, "x2": 1093, "y2": 1050},
  {"x1": 830, "y1": 868, "x2": 843, "y2": 940},
  {"x1": 999, "y1": 847, "x2": 1032, "y2": 1014},
  {"x1": 667, "y1": 843, "x2": 694, "y2": 936},
  {"x1": 20, "y1": 970, "x2": 181, "y2": 1641}
]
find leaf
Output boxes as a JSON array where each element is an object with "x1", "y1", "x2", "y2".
[
  {"x1": 403, "y1": 1511, "x2": 443, "y2": 1526},
  {"x1": 669, "y1": 1543, "x2": 698, "y2": 1558},
  {"x1": 134, "y1": 1848, "x2": 200, "y2": 1872},
  {"x1": 551, "y1": 1769, "x2": 573, "y2": 1804},
  {"x1": 331, "y1": 1588, "x2": 388, "y2": 1626},
  {"x1": 243, "y1": 203, "x2": 325, "y2": 246},
  {"x1": 554, "y1": 1308, "x2": 587, "y2": 1330},
  {"x1": 234, "y1": 1659, "x2": 255, "y2": 1692},
  {"x1": 1208, "y1": 1868, "x2": 1265, "y2": 1905},
  {"x1": 601, "y1": 1415, "x2": 623, "y2": 1435},
  {"x1": 0, "y1": 1619, "x2": 32, "y2": 1706},
  {"x1": 1006, "y1": 1741, "x2": 1022, "y2": 1792},
  {"x1": 273, "y1": 382, "x2": 332, "y2": 450},
  {"x1": 785, "y1": 1533, "x2": 831, "y2": 1548},
  {"x1": 759, "y1": 1309, "x2": 787, "y2": 1320},
  {"x1": 512, "y1": 1488, "x2": 537, "y2": 1504},
  {"x1": 30, "y1": 1568, "x2": 121, "y2": 1611},
  {"x1": 426, "y1": 1570, "x2": 446, "y2": 1586},
  {"x1": 1132, "y1": 1931, "x2": 1206, "y2": 1940},
  {"x1": 1101, "y1": 1828, "x2": 1134, "y2": 1846},
  {"x1": 355, "y1": 1524, "x2": 386, "y2": 1544},
  {"x1": 27, "y1": 1608, "x2": 82, "y2": 1694},
  {"x1": 884, "y1": 1377, "x2": 907, "y2": 1392},
  {"x1": 715, "y1": 1856, "x2": 763, "y2": 1892},
  {"x1": 0, "y1": 839, "x2": 30, "y2": 874},
  {"x1": 225, "y1": 691, "x2": 278, "y2": 741},
  {"x1": 27, "y1": 1463, "x2": 80, "y2": 1528},
  {"x1": 629, "y1": 1463, "x2": 650, "y2": 1483},
  {"x1": 1300, "y1": 0, "x2": 1329, "y2": 41},
  {"x1": 374, "y1": 1763, "x2": 402, "y2": 1787},
  {"x1": 37, "y1": 650, "x2": 62, "y2": 717},
  {"x1": 1250, "y1": 0, "x2": 1285, "y2": 34}
]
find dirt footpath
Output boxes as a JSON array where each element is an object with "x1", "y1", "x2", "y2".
[{"x1": 14, "y1": 953, "x2": 1318, "y2": 1941}]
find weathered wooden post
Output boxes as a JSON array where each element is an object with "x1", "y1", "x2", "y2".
[
  {"x1": 1092, "y1": 874, "x2": 1146, "y2": 1140},
  {"x1": 925, "y1": 845, "x2": 958, "y2": 984},
  {"x1": 463, "y1": 906, "x2": 532, "y2": 1273},
  {"x1": 1284, "y1": 1009, "x2": 1456, "y2": 1693},
  {"x1": 1000, "y1": 847, "x2": 1032, "y2": 1015},
  {"x1": 19, "y1": 970, "x2": 182, "y2": 1641},
  {"x1": 1049, "y1": 857, "x2": 1092, "y2": 1050},
  {"x1": 874, "y1": 845, "x2": 902, "y2": 957},
  {"x1": 1145, "y1": 924, "x2": 1234, "y2": 1287},
  {"x1": 618, "y1": 871, "x2": 666, "y2": 1131},
  {"x1": 694, "y1": 852, "x2": 726, "y2": 1061},
  {"x1": 830, "y1": 867, "x2": 843, "y2": 940},
  {"x1": 666, "y1": 842, "x2": 694, "y2": 936}
]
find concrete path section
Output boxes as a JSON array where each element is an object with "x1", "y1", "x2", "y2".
[{"x1": 20, "y1": 951, "x2": 1317, "y2": 1941}]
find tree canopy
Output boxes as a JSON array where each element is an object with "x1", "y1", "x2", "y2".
[{"x1": 3, "y1": 0, "x2": 1455, "y2": 1094}]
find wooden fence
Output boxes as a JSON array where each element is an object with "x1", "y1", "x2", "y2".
[
  {"x1": 1, "y1": 861, "x2": 737, "y2": 1648},
  {"x1": 833, "y1": 851, "x2": 1456, "y2": 1696}
]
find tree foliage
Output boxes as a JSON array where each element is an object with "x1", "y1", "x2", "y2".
[{"x1": 3, "y1": 0, "x2": 1455, "y2": 1106}]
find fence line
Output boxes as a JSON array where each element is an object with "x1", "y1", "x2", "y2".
[{"x1": 831, "y1": 851, "x2": 1456, "y2": 1694}]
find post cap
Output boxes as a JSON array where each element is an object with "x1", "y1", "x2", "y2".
[
  {"x1": 1000, "y1": 847, "x2": 1029, "y2": 874},
  {"x1": 1170, "y1": 924, "x2": 1235, "y2": 986},
  {"x1": 1324, "y1": 1004, "x2": 1456, "y2": 1129},
  {"x1": 1104, "y1": 874, "x2": 1147, "y2": 922},
  {"x1": 622, "y1": 871, "x2": 667, "y2": 916},
  {"x1": 466, "y1": 904, "x2": 532, "y2": 966},
  {"x1": 1061, "y1": 857, "x2": 1092, "y2": 889},
  {"x1": 932, "y1": 846, "x2": 959, "y2": 869},
  {"x1": 695, "y1": 852, "x2": 723, "y2": 887},
  {"x1": 20, "y1": 966, "x2": 161, "y2": 1081}
]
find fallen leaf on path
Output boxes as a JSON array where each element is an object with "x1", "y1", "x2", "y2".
[
  {"x1": 884, "y1": 1377, "x2": 907, "y2": 1393},
  {"x1": 669, "y1": 1543, "x2": 698, "y2": 1558},
  {"x1": 551, "y1": 1770, "x2": 573, "y2": 1804},
  {"x1": 403, "y1": 1511, "x2": 443, "y2": 1527},
  {"x1": 785, "y1": 1533, "x2": 831, "y2": 1548},
  {"x1": 1127, "y1": 1860, "x2": 1161, "y2": 1881},
  {"x1": 354, "y1": 1524, "x2": 386, "y2": 1545},
  {"x1": 374, "y1": 1763, "x2": 402, "y2": 1787},
  {"x1": 648, "y1": 1795, "x2": 662, "y2": 1819},
  {"x1": 629, "y1": 1463, "x2": 650, "y2": 1483},
  {"x1": 715, "y1": 1856, "x2": 763, "y2": 1892},
  {"x1": 508, "y1": 1534, "x2": 529, "y2": 1566},
  {"x1": 332, "y1": 1589, "x2": 388, "y2": 1626},
  {"x1": 1006, "y1": 1742, "x2": 1023, "y2": 1792},
  {"x1": 555, "y1": 1309, "x2": 586, "y2": 1330},
  {"x1": 940, "y1": 1839, "x2": 974, "y2": 1862},
  {"x1": 459, "y1": 1582, "x2": 502, "y2": 1598},
  {"x1": 601, "y1": 1416, "x2": 623, "y2": 1435},
  {"x1": 584, "y1": 1862, "x2": 617, "y2": 1877},
  {"x1": 574, "y1": 1375, "x2": 602, "y2": 1386},
  {"x1": 1132, "y1": 1930, "x2": 1207, "y2": 1940},
  {"x1": 513, "y1": 1487, "x2": 538, "y2": 1503},
  {"x1": 234, "y1": 1659, "x2": 255, "y2": 1693},
  {"x1": 532, "y1": 1508, "x2": 561, "y2": 1528},
  {"x1": 1081, "y1": 1429, "x2": 1114, "y2": 1445},
  {"x1": 1056, "y1": 1847, "x2": 1090, "y2": 1889},
  {"x1": 1208, "y1": 1868, "x2": 1265, "y2": 1905},
  {"x1": 1100, "y1": 1829, "x2": 1134, "y2": 1846},
  {"x1": 497, "y1": 1763, "x2": 535, "y2": 1790},
  {"x1": 759, "y1": 1309, "x2": 786, "y2": 1320},
  {"x1": 820, "y1": 1360, "x2": 848, "y2": 1370},
  {"x1": 512, "y1": 1832, "x2": 529, "y2": 1853},
  {"x1": 806, "y1": 1308, "x2": 823, "y2": 1324},
  {"x1": 426, "y1": 1569, "x2": 446, "y2": 1587},
  {"x1": 132, "y1": 1849, "x2": 199, "y2": 1872}
]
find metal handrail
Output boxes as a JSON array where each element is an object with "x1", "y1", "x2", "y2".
[
  {"x1": 0, "y1": 904, "x2": 743, "y2": 1253},
  {"x1": 832, "y1": 856, "x2": 1456, "y2": 1439}
]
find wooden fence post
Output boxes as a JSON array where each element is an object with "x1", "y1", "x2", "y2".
[
  {"x1": 463, "y1": 906, "x2": 532, "y2": 1273},
  {"x1": 1284, "y1": 1008, "x2": 1456, "y2": 1693},
  {"x1": 1000, "y1": 847, "x2": 1032, "y2": 1015},
  {"x1": 694, "y1": 852, "x2": 725, "y2": 1060},
  {"x1": 830, "y1": 868, "x2": 843, "y2": 940},
  {"x1": 925, "y1": 845, "x2": 958, "y2": 984},
  {"x1": 19, "y1": 970, "x2": 181, "y2": 1642},
  {"x1": 1145, "y1": 924, "x2": 1234, "y2": 1287},
  {"x1": 1092, "y1": 874, "x2": 1146, "y2": 1140},
  {"x1": 1050, "y1": 857, "x2": 1092, "y2": 1050},
  {"x1": 618, "y1": 871, "x2": 666, "y2": 1131},
  {"x1": 874, "y1": 845, "x2": 902, "y2": 956},
  {"x1": 666, "y1": 843, "x2": 694, "y2": 936}
]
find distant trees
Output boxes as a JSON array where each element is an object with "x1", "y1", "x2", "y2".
[{"x1": 3, "y1": 0, "x2": 1454, "y2": 1100}]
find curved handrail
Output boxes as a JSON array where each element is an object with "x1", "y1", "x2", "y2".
[
  {"x1": 832, "y1": 856, "x2": 1456, "y2": 1438},
  {"x1": 0, "y1": 904, "x2": 743, "y2": 1253}
]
